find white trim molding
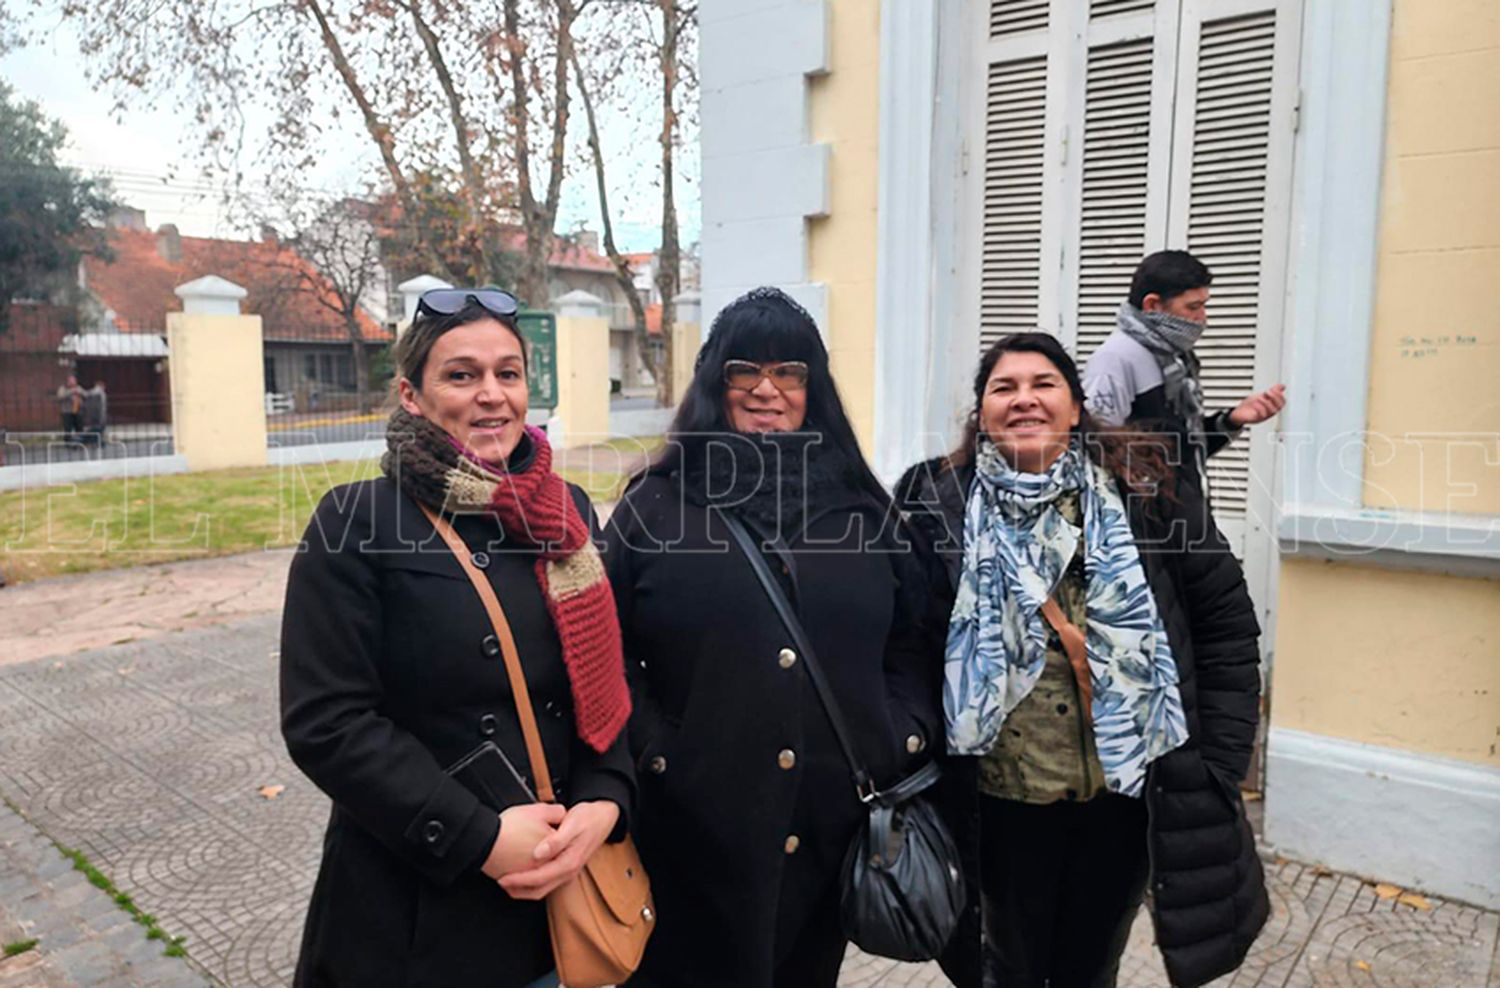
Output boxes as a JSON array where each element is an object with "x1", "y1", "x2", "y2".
[
  {"x1": 1279, "y1": 504, "x2": 1500, "y2": 578},
  {"x1": 699, "y1": 0, "x2": 831, "y2": 333},
  {"x1": 1265, "y1": 728, "x2": 1500, "y2": 909},
  {"x1": 872, "y1": 0, "x2": 940, "y2": 483}
]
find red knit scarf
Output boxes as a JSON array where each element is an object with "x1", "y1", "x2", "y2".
[{"x1": 386, "y1": 414, "x2": 630, "y2": 753}]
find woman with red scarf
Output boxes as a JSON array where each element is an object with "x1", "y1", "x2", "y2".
[{"x1": 279, "y1": 290, "x2": 635, "y2": 988}]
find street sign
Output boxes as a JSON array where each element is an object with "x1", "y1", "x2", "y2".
[{"x1": 517, "y1": 310, "x2": 558, "y2": 410}]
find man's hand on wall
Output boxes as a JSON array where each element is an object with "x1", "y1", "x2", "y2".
[{"x1": 1228, "y1": 383, "x2": 1286, "y2": 428}]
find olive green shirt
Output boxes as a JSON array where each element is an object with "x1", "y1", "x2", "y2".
[{"x1": 978, "y1": 492, "x2": 1108, "y2": 804}]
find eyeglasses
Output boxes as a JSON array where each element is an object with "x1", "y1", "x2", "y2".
[
  {"x1": 723, "y1": 360, "x2": 810, "y2": 393},
  {"x1": 416, "y1": 288, "x2": 520, "y2": 320}
]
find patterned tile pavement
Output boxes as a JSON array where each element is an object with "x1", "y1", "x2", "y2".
[{"x1": 0, "y1": 615, "x2": 1495, "y2": 987}]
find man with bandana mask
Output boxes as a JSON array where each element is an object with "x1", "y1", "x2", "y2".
[{"x1": 1083, "y1": 250, "x2": 1286, "y2": 493}]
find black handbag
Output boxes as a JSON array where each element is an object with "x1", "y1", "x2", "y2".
[{"x1": 719, "y1": 511, "x2": 965, "y2": 962}]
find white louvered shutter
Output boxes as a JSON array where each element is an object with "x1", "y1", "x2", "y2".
[
  {"x1": 979, "y1": 55, "x2": 1049, "y2": 349},
  {"x1": 990, "y1": 0, "x2": 1050, "y2": 37},
  {"x1": 1091, "y1": 0, "x2": 1156, "y2": 18},
  {"x1": 1168, "y1": 6, "x2": 1282, "y2": 525},
  {"x1": 1074, "y1": 37, "x2": 1155, "y2": 361}
]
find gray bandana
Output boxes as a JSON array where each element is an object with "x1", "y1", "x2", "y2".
[{"x1": 1115, "y1": 302, "x2": 1207, "y2": 453}]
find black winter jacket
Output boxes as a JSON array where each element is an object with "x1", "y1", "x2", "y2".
[
  {"x1": 893, "y1": 457, "x2": 1267, "y2": 988},
  {"x1": 280, "y1": 477, "x2": 635, "y2": 988},
  {"x1": 604, "y1": 471, "x2": 943, "y2": 987}
]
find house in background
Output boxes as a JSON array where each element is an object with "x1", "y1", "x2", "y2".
[
  {"x1": 701, "y1": 0, "x2": 1498, "y2": 908},
  {"x1": 81, "y1": 214, "x2": 392, "y2": 413}
]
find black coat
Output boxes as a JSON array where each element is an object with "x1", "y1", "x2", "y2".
[
  {"x1": 280, "y1": 477, "x2": 634, "y2": 988},
  {"x1": 603, "y1": 472, "x2": 943, "y2": 987},
  {"x1": 893, "y1": 458, "x2": 1268, "y2": 988}
]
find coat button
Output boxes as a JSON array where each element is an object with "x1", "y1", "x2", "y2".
[
  {"x1": 784, "y1": 835, "x2": 800, "y2": 854},
  {"x1": 481, "y1": 634, "x2": 501, "y2": 659},
  {"x1": 1065, "y1": 788, "x2": 1078, "y2": 801},
  {"x1": 905, "y1": 734, "x2": 924, "y2": 754},
  {"x1": 471, "y1": 551, "x2": 490, "y2": 570},
  {"x1": 649, "y1": 756, "x2": 667, "y2": 775},
  {"x1": 479, "y1": 714, "x2": 498, "y2": 737},
  {"x1": 778, "y1": 648, "x2": 797, "y2": 669},
  {"x1": 1056, "y1": 703, "x2": 1069, "y2": 715},
  {"x1": 423, "y1": 820, "x2": 445, "y2": 844},
  {"x1": 777, "y1": 749, "x2": 796, "y2": 770},
  {"x1": 544, "y1": 700, "x2": 565, "y2": 720}
]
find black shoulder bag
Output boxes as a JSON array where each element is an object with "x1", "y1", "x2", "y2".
[{"x1": 718, "y1": 511, "x2": 964, "y2": 962}]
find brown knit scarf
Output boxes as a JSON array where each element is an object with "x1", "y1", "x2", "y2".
[{"x1": 382, "y1": 407, "x2": 630, "y2": 753}]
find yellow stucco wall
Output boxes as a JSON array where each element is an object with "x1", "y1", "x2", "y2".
[
  {"x1": 1273, "y1": 558, "x2": 1500, "y2": 767},
  {"x1": 554, "y1": 312, "x2": 611, "y2": 448},
  {"x1": 166, "y1": 312, "x2": 268, "y2": 472},
  {"x1": 808, "y1": 0, "x2": 881, "y2": 451},
  {"x1": 1363, "y1": 0, "x2": 1500, "y2": 513}
]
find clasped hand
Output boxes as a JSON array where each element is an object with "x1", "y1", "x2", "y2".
[{"x1": 479, "y1": 800, "x2": 619, "y2": 901}]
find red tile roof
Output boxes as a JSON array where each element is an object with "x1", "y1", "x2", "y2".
[
  {"x1": 82, "y1": 229, "x2": 389, "y2": 343},
  {"x1": 495, "y1": 228, "x2": 615, "y2": 273}
]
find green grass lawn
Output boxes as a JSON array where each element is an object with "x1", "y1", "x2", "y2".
[{"x1": 0, "y1": 437, "x2": 662, "y2": 586}]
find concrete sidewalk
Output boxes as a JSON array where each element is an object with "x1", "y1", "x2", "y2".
[{"x1": 0, "y1": 557, "x2": 1496, "y2": 986}]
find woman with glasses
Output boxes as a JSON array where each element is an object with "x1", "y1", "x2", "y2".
[
  {"x1": 893, "y1": 333, "x2": 1266, "y2": 988},
  {"x1": 603, "y1": 287, "x2": 942, "y2": 987},
  {"x1": 280, "y1": 289, "x2": 635, "y2": 987}
]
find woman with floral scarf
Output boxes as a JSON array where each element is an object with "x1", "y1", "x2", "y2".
[{"x1": 894, "y1": 333, "x2": 1266, "y2": 988}]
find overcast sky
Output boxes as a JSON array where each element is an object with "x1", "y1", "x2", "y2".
[{"x1": 1, "y1": 17, "x2": 699, "y2": 254}]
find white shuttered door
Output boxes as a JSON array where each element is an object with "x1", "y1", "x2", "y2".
[
  {"x1": 1167, "y1": 0, "x2": 1299, "y2": 551},
  {"x1": 980, "y1": 56, "x2": 1049, "y2": 348}
]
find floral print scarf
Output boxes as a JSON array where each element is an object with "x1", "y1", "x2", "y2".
[{"x1": 943, "y1": 439, "x2": 1188, "y2": 797}]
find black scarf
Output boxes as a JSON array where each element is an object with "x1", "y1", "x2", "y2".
[{"x1": 680, "y1": 431, "x2": 872, "y2": 540}]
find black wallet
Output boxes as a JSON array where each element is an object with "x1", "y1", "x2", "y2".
[{"x1": 444, "y1": 741, "x2": 536, "y2": 812}]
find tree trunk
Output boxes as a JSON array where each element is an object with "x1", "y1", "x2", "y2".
[
  {"x1": 346, "y1": 313, "x2": 372, "y2": 410},
  {"x1": 502, "y1": 0, "x2": 575, "y2": 309},
  {"x1": 570, "y1": 48, "x2": 659, "y2": 399},
  {"x1": 654, "y1": 0, "x2": 683, "y2": 406}
]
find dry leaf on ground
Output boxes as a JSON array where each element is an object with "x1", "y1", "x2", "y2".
[
  {"x1": 258, "y1": 784, "x2": 286, "y2": 800},
  {"x1": 1396, "y1": 891, "x2": 1431, "y2": 910},
  {"x1": 1372, "y1": 883, "x2": 1402, "y2": 899},
  {"x1": 1354, "y1": 959, "x2": 1371, "y2": 971}
]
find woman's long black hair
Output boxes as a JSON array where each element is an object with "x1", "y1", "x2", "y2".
[{"x1": 643, "y1": 286, "x2": 890, "y2": 507}]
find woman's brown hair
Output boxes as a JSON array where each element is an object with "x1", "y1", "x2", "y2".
[
  {"x1": 946, "y1": 332, "x2": 1175, "y2": 498},
  {"x1": 391, "y1": 300, "x2": 526, "y2": 393}
]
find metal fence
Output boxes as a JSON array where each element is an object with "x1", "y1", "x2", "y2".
[
  {"x1": 264, "y1": 388, "x2": 389, "y2": 450},
  {"x1": 0, "y1": 307, "x2": 176, "y2": 467}
]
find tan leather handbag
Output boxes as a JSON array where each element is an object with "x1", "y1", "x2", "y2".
[{"x1": 420, "y1": 504, "x2": 655, "y2": 987}]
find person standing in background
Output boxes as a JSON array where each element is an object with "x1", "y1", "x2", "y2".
[
  {"x1": 56, "y1": 375, "x2": 83, "y2": 442},
  {"x1": 82, "y1": 380, "x2": 108, "y2": 449},
  {"x1": 1083, "y1": 250, "x2": 1285, "y2": 491}
]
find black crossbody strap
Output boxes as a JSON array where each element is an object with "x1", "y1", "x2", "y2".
[{"x1": 718, "y1": 510, "x2": 877, "y2": 802}]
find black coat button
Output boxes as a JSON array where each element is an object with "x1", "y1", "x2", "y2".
[
  {"x1": 1065, "y1": 788, "x2": 1078, "y2": 801},
  {"x1": 479, "y1": 714, "x2": 498, "y2": 737},
  {"x1": 481, "y1": 634, "x2": 501, "y2": 659},
  {"x1": 423, "y1": 820, "x2": 445, "y2": 844},
  {"x1": 1056, "y1": 703, "x2": 1069, "y2": 715},
  {"x1": 544, "y1": 700, "x2": 565, "y2": 719},
  {"x1": 472, "y1": 551, "x2": 490, "y2": 570}
]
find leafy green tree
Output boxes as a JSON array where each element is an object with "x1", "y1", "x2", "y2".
[{"x1": 0, "y1": 81, "x2": 116, "y2": 331}]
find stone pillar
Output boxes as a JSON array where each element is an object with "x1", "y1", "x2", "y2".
[
  {"x1": 671, "y1": 291, "x2": 703, "y2": 405},
  {"x1": 167, "y1": 275, "x2": 268, "y2": 471},
  {"x1": 552, "y1": 290, "x2": 611, "y2": 449},
  {"x1": 395, "y1": 274, "x2": 454, "y2": 336}
]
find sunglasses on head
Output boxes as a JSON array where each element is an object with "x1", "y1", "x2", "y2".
[
  {"x1": 416, "y1": 288, "x2": 520, "y2": 320},
  {"x1": 723, "y1": 360, "x2": 810, "y2": 393}
]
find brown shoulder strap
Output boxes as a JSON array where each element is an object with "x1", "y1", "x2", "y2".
[
  {"x1": 417, "y1": 502, "x2": 556, "y2": 803},
  {"x1": 1038, "y1": 597, "x2": 1093, "y2": 714}
]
